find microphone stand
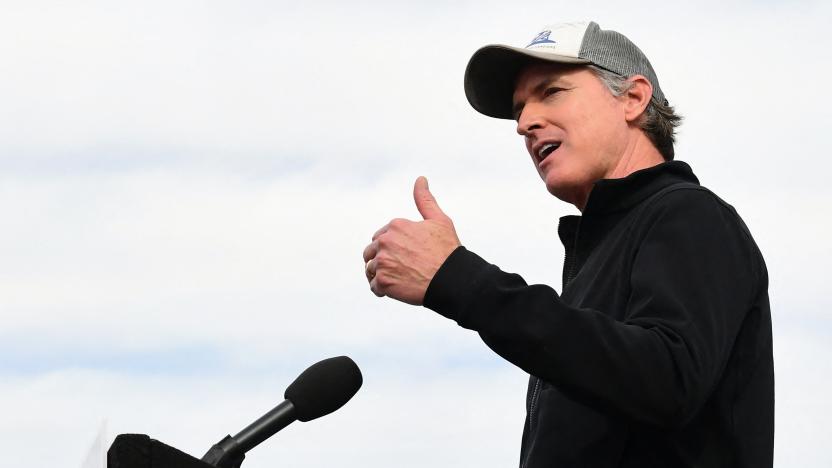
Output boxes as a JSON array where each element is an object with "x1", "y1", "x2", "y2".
[
  {"x1": 201, "y1": 400, "x2": 296, "y2": 468},
  {"x1": 201, "y1": 435, "x2": 245, "y2": 468}
]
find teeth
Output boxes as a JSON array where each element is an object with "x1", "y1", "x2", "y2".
[{"x1": 538, "y1": 143, "x2": 560, "y2": 160}]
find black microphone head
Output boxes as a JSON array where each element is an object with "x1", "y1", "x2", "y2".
[{"x1": 284, "y1": 356, "x2": 362, "y2": 422}]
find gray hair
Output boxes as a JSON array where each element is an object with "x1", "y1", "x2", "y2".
[{"x1": 588, "y1": 65, "x2": 682, "y2": 160}]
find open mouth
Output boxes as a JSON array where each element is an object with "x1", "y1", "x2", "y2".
[{"x1": 537, "y1": 142, "x2": 561, "y2": 162}]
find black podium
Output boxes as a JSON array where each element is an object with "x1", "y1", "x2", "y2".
[{"x1": 108, "y1": 434, "x2": 217, "y2": 468}]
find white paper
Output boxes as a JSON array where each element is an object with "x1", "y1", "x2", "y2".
[{"x1": 80, "y1": 420, "x2": 109, "y2": 468}]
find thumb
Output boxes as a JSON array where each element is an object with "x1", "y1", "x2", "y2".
[{"x1": 413, "y1": 176, "x2": 449, "y2": 221}]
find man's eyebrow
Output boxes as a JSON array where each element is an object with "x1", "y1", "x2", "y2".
[{"x1": 512, "y1": 76, "x2": 568, "y2": 119}]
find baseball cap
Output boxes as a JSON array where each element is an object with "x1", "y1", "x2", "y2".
[{"x1": 464, "y1": 21, "x2": 667, "y2": 119}]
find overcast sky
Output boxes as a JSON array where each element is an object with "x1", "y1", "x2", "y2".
[{"x1": 1, "y1": 1, "x2": 830, "y2": 467}]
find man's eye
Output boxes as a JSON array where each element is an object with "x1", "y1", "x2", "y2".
[{"x1": 543, "y1": 87, "x2": 563, "y2": 97}]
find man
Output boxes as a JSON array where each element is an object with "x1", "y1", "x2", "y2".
[{"x1": 363, "y1": 21, "x2": 773, "y2": 467}]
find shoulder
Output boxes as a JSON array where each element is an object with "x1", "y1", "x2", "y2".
[
  {"x1": 648, "y1": 183, "x2": 730, "y2": 211},
  {"x1": 634, "y1": 183, "x2": 767, "y2": 284},
  {"x1": 641, "y1": 183, "x2": 748, "y2": 234}
]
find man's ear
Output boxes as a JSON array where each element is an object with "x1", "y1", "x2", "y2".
[{"x1": 622, "y1": 75, "x2": 653, "y2": 124}]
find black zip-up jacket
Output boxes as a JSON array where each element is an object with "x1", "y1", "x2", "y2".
[{"x1": 424, "y1": 161, "x2": 773, "y2": 467}]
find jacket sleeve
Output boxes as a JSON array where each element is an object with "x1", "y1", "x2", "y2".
[{"x1": 423, "y1": 189, "x2": 764, "y2": 428}]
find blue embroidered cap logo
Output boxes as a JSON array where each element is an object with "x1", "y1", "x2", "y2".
[{"x1": 526, "y1": 30, "x2": 556, "y2": 47}]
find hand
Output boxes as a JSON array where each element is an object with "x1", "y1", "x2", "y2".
[{"x1": 363, "y1": 176, "x2": 461, "y2": 305}]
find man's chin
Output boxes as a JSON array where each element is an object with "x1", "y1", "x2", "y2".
[
  {"x1": 545, "y1": 182, "x2": 571, "y2": 203},
  {"x1": 544, "y1": 178, "x2": 589, "y2": 210}
]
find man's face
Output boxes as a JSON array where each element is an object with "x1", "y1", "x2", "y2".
[{"x1": 512, "y1": 63, "x2": 630, "y2": 209}]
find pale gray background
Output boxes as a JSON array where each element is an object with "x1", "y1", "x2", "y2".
[{"x1": 1, "y1": 1, "x2": 829, "y2": 466}]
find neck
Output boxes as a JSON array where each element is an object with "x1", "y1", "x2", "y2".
[
  {"x1": 605, "y1": 131, "x2": 665, "y2": 180},
  {"x1": 575, "y1": 132, "x2": 666, "y2": 212}
]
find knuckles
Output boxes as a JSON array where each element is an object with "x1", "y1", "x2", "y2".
[
  {"x1": 374, "y1": 274, "x2": 393, "y2": 288},
  {"x1": 370, "y1": 269, "x2": 386, "y2": 287},
  {"x1": 362, "y1": 242, "x2": 377, "y2": 262},
  {"x1": 376, "y1": 235, "x2": 390, "y2": 249},
  {"x1": 369, "y1": 282, "x2": 385, "y2": 297},
  {"x1": 388, "y1": 218, "x2": 409, "y2": 230},
  {"x1": 373, "y1": 252, "x2": 387, "y2": 265}
]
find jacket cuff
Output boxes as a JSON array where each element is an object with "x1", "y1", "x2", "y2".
[{"x1": 424, "y1": 246, "x2": 492, "y2": 324}]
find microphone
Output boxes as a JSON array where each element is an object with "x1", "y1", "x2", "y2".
[{"x1": 201, "y1": 356, "x2": 363, "y2": 468}]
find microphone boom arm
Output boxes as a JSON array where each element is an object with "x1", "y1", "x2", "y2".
[{"x1": 202, "y1": 400, "x2": 296, "y2": 468}]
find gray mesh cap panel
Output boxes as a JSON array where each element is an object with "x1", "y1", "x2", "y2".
[{"x1": 578, "y1": 22, "x2": 666, "y2": 104}]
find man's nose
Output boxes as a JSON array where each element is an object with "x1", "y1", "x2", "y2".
[{"x1": 516, "y1": 106, "x2": 544, "y2": 136}]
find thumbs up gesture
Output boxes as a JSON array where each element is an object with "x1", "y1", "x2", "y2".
[{"x1": 363, "y1": 176, "x2": 461, "y2": 305}]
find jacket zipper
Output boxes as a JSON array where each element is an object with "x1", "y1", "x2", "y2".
[
  {"x1": 528, "y1": 377, "x2": 542, "y2": 430},
  {"x1": 523, "y1": 225, "x2": 580, "y2": 468},
  {"x1": 523, "y1": 377, "x2": 542, "y2": 468}
]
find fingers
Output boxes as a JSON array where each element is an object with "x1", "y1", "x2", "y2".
[
  {"x1": 363, "y1": 239, "x2": 379, "y2": 292},
  {"x1": 364, "y1": 219, "x2": 401, "y2": 262},
  {"x1": 366, "y1": 259, "x2": 386, "y2": 298},
  {"x1": 365, "y1": 257, "x2": 377, "y2": 280},
  {"x1": 363, "y1": 240, "x2": 378, "y2": 263},
  {"x1": 369, "y1": 275, "x2": 385, "y2": 297},
  {"x1": 372, "y1": 224, "x2": 390, "y2": 241},
  {"x1": 413, "y1": 176, "x2": 449, "y2": 222}
]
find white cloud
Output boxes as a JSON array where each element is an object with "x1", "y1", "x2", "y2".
[{"x1": 0, "y1": 0, "x2": 830, "y2": 466}]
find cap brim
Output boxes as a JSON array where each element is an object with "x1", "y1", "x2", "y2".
[{"x1": 464, "y1": 44, "x2": 591, "y2": 120}]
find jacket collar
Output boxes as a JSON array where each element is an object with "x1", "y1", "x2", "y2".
[
  {"x1": 557, "y1": 161, "x2": 700, "y2": 256},
  {"x1": 582, "y1": 160, "x2": 699, "y2": 217}
]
